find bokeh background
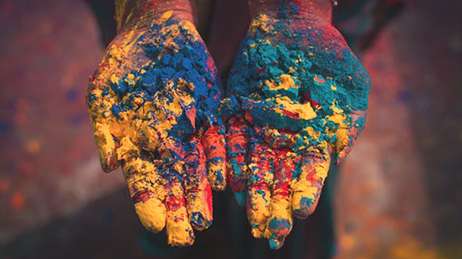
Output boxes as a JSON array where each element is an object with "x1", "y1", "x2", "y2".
[{"x1": 0, "y1": 0, "x2": 461, "y2": 258}]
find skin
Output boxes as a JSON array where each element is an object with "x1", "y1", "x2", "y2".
[
  {"x1": 86, "y1": 0, "x2": 368, "y2": 250},
  {"x1": 223, "y1": 0, "x2": 370, "y2": 249},
  {"x1": 86, "y1": 1, "x2": 226, "y2": 247}
]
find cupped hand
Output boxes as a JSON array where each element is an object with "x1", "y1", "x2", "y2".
[
  {"x1": 86, "y1": 12, "x2": 226, "y2": 246},
  {"x1": 222, "y1": 13, "x2": 370, "y2": 249}
]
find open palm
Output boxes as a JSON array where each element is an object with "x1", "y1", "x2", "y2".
[
  {"x1": 86, "y1": 12, "x2": 226, "y2": 246},
  {"x1": 223, "y1": 14, "x2": 370, "y2": 249}
]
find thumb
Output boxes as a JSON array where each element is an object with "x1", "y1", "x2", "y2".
[{"x1": 335, "y1": 110, "x2": 367, "y2": 164}]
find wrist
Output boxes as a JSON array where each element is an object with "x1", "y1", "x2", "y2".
[
  {"x1": 116, "y1": 0, "x2": 196, "y2": 32},
  {"x1": 248, "y1": 0, "x2": 333, "y2": 23}
]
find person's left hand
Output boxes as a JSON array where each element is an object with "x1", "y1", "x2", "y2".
[{"x1": 221, "y1": 13, "x2": 370, "y2": 249}]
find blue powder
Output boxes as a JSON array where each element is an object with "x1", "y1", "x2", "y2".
[
  {"x1": 223, "y1": 17, "x2": 371, "y2": 171},
  {"x1": 109, "y1": 19, "x2": 223, "y2": 140},
  {"x1": 111, "y1": 105, "x2": 122, "y2": 119},
  {"x1": 106, "y1": 18, "x2": 224, "y2": 181},
  {"x1": 191, "y1": 212, "x2": 211, "y2": 228},
  {"x1": 110, "y1": 79, "x2": 129, "y2": 95}
]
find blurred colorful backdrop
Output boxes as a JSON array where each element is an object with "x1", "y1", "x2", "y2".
[{"x1": 0, "y1": 0, "x2": 460, "y2": 258}]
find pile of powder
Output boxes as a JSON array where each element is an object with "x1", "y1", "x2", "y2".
[{"x1": 224, "y1": 14, "x2": 370, "y2": 156}]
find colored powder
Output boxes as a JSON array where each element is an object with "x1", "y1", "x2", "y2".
[
  {"x1": 223, "y1": 14, "x2": 370, "y2": 161},
  {"x1": 87, "y1": 13, "x2": 225, "y2": 247},
  {"x1": 221, "y1": 13, "x2": 370, "y2": 249},
  {"x1": 88, "y1": 17, "x2": 223, "y2": 174}
]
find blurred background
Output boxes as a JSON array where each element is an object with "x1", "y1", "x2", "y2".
[{"x1": 0, "y1": 0, "x2": 460, "y2": 258}]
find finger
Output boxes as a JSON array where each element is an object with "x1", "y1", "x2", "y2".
[
  {"x1": 226, "y1": 115, "x2": 250, "y2": 206},
  {"x1": 265, "y1": 150, "x2": 298, "y2": 250},
  {"x1": 184, "y1": 137, "x2": 213, "y2": 230},
  {"x1": 246, "y1": 139, "x2": 273, "y2": 238},
  {"x1": 292, "y1": 147, "x2": 331, "y2": 219},
  {"x1": 336, "y1": 110, "x2": 367, "y2": 163},
  {"x1": 123, "y1": 158, "x2": 166, "y2": 233},
  {"x1": 93, "y1": 122, "x2": 119, "y2": 172},
  {"x1": 202, "y1": 125, "x2": 227, "y2": 191},
  {"x1": 165, "y1": 175, "x2": 195, "y2": 247}
]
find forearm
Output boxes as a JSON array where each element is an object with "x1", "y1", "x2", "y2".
[
  {"x1": 248, "y1": 0, "x2": 333, "y2": 22},
  {"x1": 115, "y1": 0, "x2": 197, "y2": 31}
]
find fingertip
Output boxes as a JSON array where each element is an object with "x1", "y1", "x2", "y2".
[
  {"x1": 264, "y1": 149, "x2": 294, "y2": 247},
  {"x1": 99, "y1": 154, "x2": 119, "y2": 173},
  {"x1": 184, "y1": 137, "x2": 213, "y2": 230},
  {"x1": 251, "y1": 227, "x2": 265, "y2": 238},
  {"x1": 209, "y1": 176, "x2": 226, "y2": 191},
  {"x1": 292, "y1": 193, "x2": 315, "y2": 219},
  {"x1": 134, "y1": 197, "x2": 166, "y2": 233},
  {"x1": 166, "y1": 211, "x2": 195, "y2": 247},
  {"x1": 190, "y1": 211, "x2": 212, "y2": 231},
  {"x1": 95, "y1": 133, "x2": 120, "y2": 173},
  {"x1": 336, "y1": 141, "x2": 353, "y2": 164},
  {"x1": 246, "y1": 142, "x2": 274, "y2": 239},
  {"x1": 269, "y1": 236, "x2": 285, "y2": 250},
  {"x1": 166, "y1": 206, "x2": 196, "y2": 247},
  {"x1": 266, "y1": 211, "x2": 292, "y2": 247},
  {"x1": 292, "y1": 154, "x2": 330, "y2": 218},
  {"x1": 123, "y1": 159, "x2": 165, "y2": 232},
  {"x1": 335, "y1": 113, "x2": 365, "y2": 164},
  {"x1": 165, "y1": 183, "x2": 195, "y2": 247},
  {"x1": 291, "y1": 175, "x2": 320, "y2": 219}
]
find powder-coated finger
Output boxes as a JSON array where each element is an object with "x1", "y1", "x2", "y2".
[
  {"x1": 123, "y1": 158, "x2": 166, "y2": 233},
  {"x1": 94, "y1": 122, "x2": 119, "y2": 172},
  {"x1": 292, "y1": 151, "x2": 331, "y2": 219},
  {"x1": 184, "y1": 138, "x2": 213, "y2": 230},
  {"x1": 265, "y1": 150, "x2": 297, "y2": 250},
  {"x1": 202, "y1": 125, "x2": 227, "y2": 191},
  {"x1": 226, "y1": 115, "x2": 250, "y2": 206},
  {"x1": 165, "y1": 179, "x2": 195, "y2": 247},
  {"x1": 246, "y1": 140, "x2": 273, "y2": 238}
]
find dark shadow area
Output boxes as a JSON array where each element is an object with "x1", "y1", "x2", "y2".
[
  {"x1": 83, "y1": 0, "x2": 117, "y2": 47},
  {"x1": 0, "y1": 178, "x2": 336, "y2": 259}
]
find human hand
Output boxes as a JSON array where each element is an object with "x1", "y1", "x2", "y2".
[
  {"x1": 86, "y1": 9, "x2": 226, "y2": 247},
  {"x1": 222, "y1": 3, "x2": 370, "y2": 249}
]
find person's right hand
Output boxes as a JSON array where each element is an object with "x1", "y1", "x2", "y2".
[{"x1": 86, "y1": 10, "x2": 226, "y2": 247}]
